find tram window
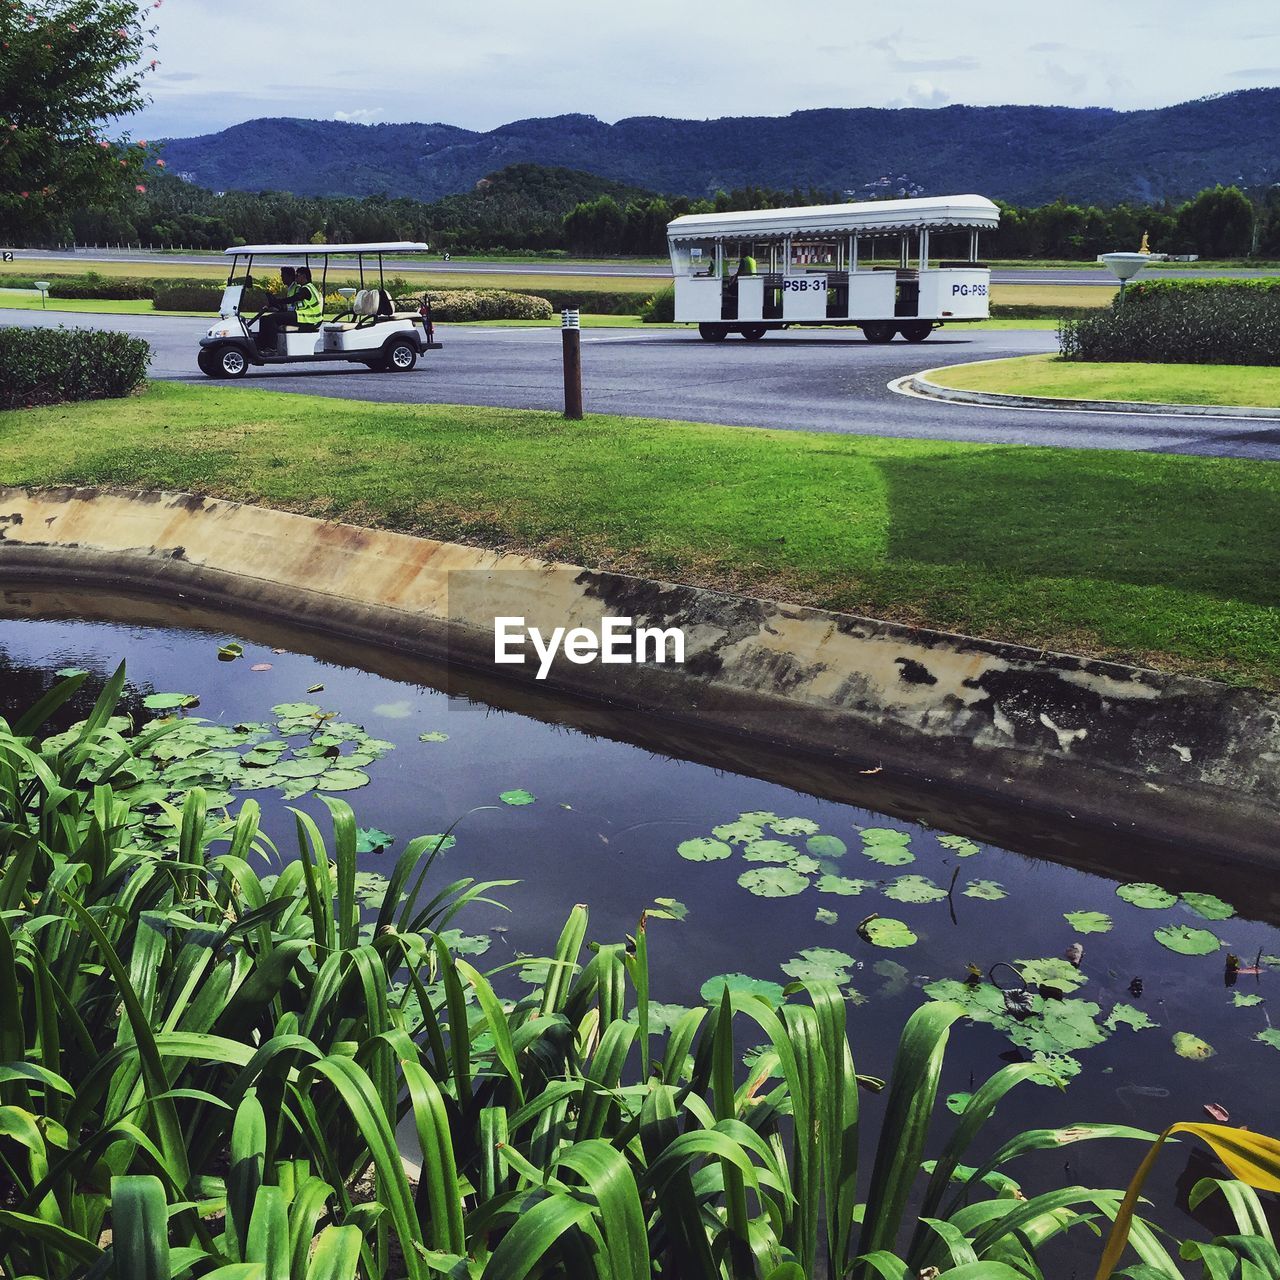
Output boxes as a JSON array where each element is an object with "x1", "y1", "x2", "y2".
[
  {"x1": 675, "y1": 241, "x2": 716, "y2": 276},
  {"x1": 790, "y1": 240, "x2": 838, "y2": 269}
]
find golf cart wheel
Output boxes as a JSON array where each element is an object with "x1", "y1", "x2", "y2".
[
  {"x1": 215, "y1": 345, "x2": 249, "y2": 378},
  {"x1": 898, "y1": 321, "x2": 934, "y2": 343},
  {"x1": 196, "y1": 349, "x2": 217, "y2": 377},
  {"x1": 385, "y1": 339, "x2": 418, "y2": 372},
  {"x1": 698, "y1": 323, "x2": 729, "y2": 341},
  {"x1": 860, "y1": 322, "x2": 896, "y2": 345},
  {"x1": 740, "y1": 325, "x2": 767, "y2": 341}
]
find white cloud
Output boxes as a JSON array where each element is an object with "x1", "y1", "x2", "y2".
[{"x1": 333, "y1": 108, "x2": 384, "y2": 124}]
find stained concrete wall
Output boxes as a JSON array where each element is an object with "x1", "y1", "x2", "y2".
[{"x1": 1, "y1": 485, "x2": 1276, "y2": 861}]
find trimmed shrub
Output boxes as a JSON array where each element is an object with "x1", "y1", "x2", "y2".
[
  {"x1": 153, "y1": 283, "x2": 224, "y2": 311},
  {"x1": 641, "y1": 285, "x2": 675, "y2": 323},
  {"x1": 990, "y1": 303, "x2": 1103, "y2": 320},
  {"x1": 401, "y1": 288, "x2": 553, "y2": 321},
  {"x1": 1060, "y1": 279, "x2": 1280, "y2": 365},
  {"x1": 536, "y1": 287, "x2": 646, "y2": 315},
  {"x1": 48, "y1": 273, "x2": 156, "y2": 300},
  {"x1": 0, "y1": 325, "x2": 150, "y2": 409}
]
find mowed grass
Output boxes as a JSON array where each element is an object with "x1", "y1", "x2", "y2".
[
  {"x1": 0, "y1": 290, "x2": 206, "y2": 317},
  {"x1": 990, "y1": 283, "x2": 1114, "y2": 308},
  {"x1": 931, "y1": 353, "x2": 1280, "y2": 408},
  {"x1": 2, "y1": 381, "x2": 1278, "y2": 688}
]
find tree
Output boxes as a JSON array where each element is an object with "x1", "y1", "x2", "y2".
[
  {"x1": 1175, "y1": 185, "x2": 1255, "y2": 258},
  {"x1": 0, "y1": 0, "x2": 157, "y2": 244}
]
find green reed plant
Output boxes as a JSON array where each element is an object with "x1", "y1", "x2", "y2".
[{"x1": 0, "y1": 666, "x2": 1269, "y2": 1278}]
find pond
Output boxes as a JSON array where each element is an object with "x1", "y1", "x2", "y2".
[{"x1": 2, "y1": 584, "x2": 1277, "y2": 1257}]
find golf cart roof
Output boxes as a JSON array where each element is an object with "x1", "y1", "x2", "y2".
[{"x1": 224, "y1": 242, "x2": 430, "y2": 255}]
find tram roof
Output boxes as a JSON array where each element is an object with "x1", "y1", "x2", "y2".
[
  {"x1": 666, "y1": 195, "x2": 999, "y2": 242},
  {"x1": 224, "y1": 242, "x2": 430, "y2": 256}
]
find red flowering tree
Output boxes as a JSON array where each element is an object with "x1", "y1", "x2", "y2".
[{"x1": 0, "y1": 0, "x2": 158, "y2": 243}]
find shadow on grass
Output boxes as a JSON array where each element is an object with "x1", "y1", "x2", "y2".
[{"x1": 879, "y1": 447, "x2": 1280, "y2": 607}]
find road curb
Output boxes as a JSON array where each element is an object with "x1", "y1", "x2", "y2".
[{"x1": 900, "y1": 365, "x2": 1280, "y2": 420}]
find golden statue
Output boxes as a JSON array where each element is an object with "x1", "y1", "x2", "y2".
[{"x1": 1139, "y1": 231, "x2": 1151, "y2": 255}]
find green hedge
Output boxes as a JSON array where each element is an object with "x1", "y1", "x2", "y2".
[
  {"x1": 641, "y1": 285, "x2": 675, "y2": 322},
  {"x1": 535, "y1": 287, "x2": 646, "y2": 315},
  {"x1": 1060, "y1": 279, "x2": 1280, "y2": 365},
  {"x1": 48, "y1": 273, "x2": 156, "y2": 300},
  {"x1": 0, "y1": 325, "x2": 150, "y2": 409},
  {"x1": 154, "y1": 283, "x2": 225, "y2": 311},
  {"x1": 402, "y1": 288, "x2": 553, "y2": 321}
]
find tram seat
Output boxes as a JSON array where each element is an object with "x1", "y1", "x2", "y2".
[{"x1": 375, "y1": 286, "x2": 422, "y2": 321}]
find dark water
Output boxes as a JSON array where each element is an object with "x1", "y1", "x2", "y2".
[{"x1": 2, "y1": 587, "x2": 1277, "y2": 1260}]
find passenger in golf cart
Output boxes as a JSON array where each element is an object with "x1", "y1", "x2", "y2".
[{"x1": 197, "y1": 241, "x2": 442, "y2": 379}]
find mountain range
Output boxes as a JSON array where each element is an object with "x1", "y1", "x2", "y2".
[{"x1": 159, "y1": 89, "x2": 1280, "y2": 207}]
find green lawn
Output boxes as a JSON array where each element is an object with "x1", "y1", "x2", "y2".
[
  {"x1": 0, "y1": 290, "x2": 206, "y2": 318},
  {"x1": 3, "y1": 382, "x2": 1277, "y2": 688},
  {"x1": 929, "y1": 353, "x2": 1280, "y2": 408}
]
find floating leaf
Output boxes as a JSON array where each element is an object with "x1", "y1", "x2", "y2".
[
  {"x1": 648, "y1": 897, "x2": 688, "y2": 921},
  {"x1": 1106, "y1": 1003, "x2": 1158, "y2": 1031},
  {"x1": 356, "y1": 826, "x2": 395, "y2": 854},
  {"x1": 1232, "y1": 992, "x2": 1263, "y2": 1008},
  {"x1": 858, "y1": 917, "x2": 917, "y2": 949},
  {"x1": 1064, "y1": 911, "x2": 1113, "y2": 935},
  {"x1": 742, "y1": 838, "x2": 799, "y2": 863},
  {"x1": 1154, "y1": 924, "x2": 1221, "y2": 956},
  {"x1": 817, "y1": 874, "x2": 874, "y2": 896},
  {"x1": 55, "y1": 666, "x2": 89, "y2": 678},
  {"x1": 271, "y1": 701, "x2": 322, "y2": 718},
  {"x1": 1172, "y1": 1031, "x2": 1215, "y2": 1060},
  {"x1": 425, "y1": 834, "x2": 456, "y2": 853},
  {"x1": 883, "y1": 874, "x2": 948, "y2": 904},
  {"x1": 1256, "y1": 1029, "x2": 1280, "y2": 1051},
  {"x1": 700, "y1": 973, "x2": 785, "y2": 1007},
  {"x1": 627, "y1": 1002, "x2": 695, "y2": 1033},
  {"x1": 738, "y1": 866, "x2": 809, "y2": 898},
  {"x1": 1117, "y1": 883, "x2": 1177, "y2": 910},
  {"x1": 712, "y1": 817, "x2": 769, "y2": 844},
  {"x1": 143, "y1": 692, "x2": 198, "y2": 711},
  {"x1": 499, "y1": 789, "x2": 535, "y2": 806},
  {"x1": 963, "y1": 879, "x2": 1007, "y2": 901},
  {"x1": 815, "y1": 907, "x2": 838, "y2": 926},
  {"x1": 771, "y1": 817, "x2": 820, "y2": 837},
  {"x1": 781, "y1": 946, "x2": 855, "y2": 983},
  {"x1": 217, "y1": 642, "x2": 244, "y2": 661},
  {"x1": 437, "y1": 928, "x2": 491, "y2": 956},
  {"x1": 1031, "y1": 1052, "x2": 1082, "y2": 1085},
  {"x1": 938, "y1": 834, "x2": 980, "y2": 857},
  {"x1": 418, "y1": 731, "x2": 450, "y2": 742},
  {"x1": 860, "y1": 829, "x2": 915, "y2": 866},
  {"x1": 946, "y1": 1092, "x2": 973, "y2": 1115},
  {"x1": 1014, "y1": 958, "x2": 1088, "y2": 993},
  {"x1": 1180, "y1": 892, "x2": 1235, "y2": 921},
  {"x1": 306, "y1": 683, "x2": 324, "y2": 693},
  {"x1": 677, "y1": 837, "x2": 732, "y2": 863},
  {"x1": 805, "y1": 834, "x2": 848, "y2": 859},
  {"x1": 316, "y1": 769, "x2": 370, "y2": 792}
]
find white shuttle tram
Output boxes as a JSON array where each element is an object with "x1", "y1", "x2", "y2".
[{"x1": 665, "y1": 195, "x2": 1000, "y2": 342}]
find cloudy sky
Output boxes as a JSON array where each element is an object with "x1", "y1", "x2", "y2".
[{"x1": 130, "y1": 0, "x2": 1279, "y2": 139}]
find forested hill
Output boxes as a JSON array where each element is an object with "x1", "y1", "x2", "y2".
[{"x1": 159, "y1": 90, "x2": 1280, "y2": 206}]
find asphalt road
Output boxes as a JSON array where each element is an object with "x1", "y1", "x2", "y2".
[
  {"x1": 8, "y1": 247, "x2": 1280, "y2": 286},
  {"x1": 6, "y1": 308, "x2": 1279, "y2": 460}
]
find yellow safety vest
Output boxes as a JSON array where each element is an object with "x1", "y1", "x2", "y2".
[{"x1": 295, "y1": 282, "x2": 323, "y2": 325}]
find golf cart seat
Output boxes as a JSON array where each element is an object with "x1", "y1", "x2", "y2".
[
  {"x1": 321, "y1": 288, "x2": 379, "y2": 332},
  {"x1": 373, "y1": 286, "x2": 421, "y2": 322}
]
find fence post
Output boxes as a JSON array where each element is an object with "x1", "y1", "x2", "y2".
[{"x1": 561, "y1": 309, "x2": 583, "y2": 419}]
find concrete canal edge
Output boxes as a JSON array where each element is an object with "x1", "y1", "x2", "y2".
[
  {"x1": 897, "y1": 365, "x2": 1280, "y2": 419},
  {"x1": 1, "y1": 484, "x2": 1277, "y2": 861}
]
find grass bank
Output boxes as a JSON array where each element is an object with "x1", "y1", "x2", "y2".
[
  {"x1": 3, "y1": 382, "x2": 1277, "y2": 687},
  {"x1": 930, "y1": 353, "x2": 1280, "y2": 408},
  {"x1": 0, "y1": 289, "x2": 206, "y2": 317}
]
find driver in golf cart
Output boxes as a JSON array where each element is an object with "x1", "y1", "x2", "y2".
[{"x1": 255, "y1": 266, "x2": 323, "y2": 355}]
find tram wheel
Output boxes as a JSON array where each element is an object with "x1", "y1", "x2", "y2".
[
  {"x1": 698, "y1": 323, "x2": 729, "y2": 341},
  {"x1": 860, "y1": 322, "x2": 896, "y2": 344},
  {"x1": 740, "y1": 326, "x2": 767, "y2": 341},
  {"x1": 898, "y1": 322, "x2": 934, "y2": 343}
]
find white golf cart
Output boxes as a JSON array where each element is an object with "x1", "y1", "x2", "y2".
[{"x1": 197, "y1": 241, "x2": 442, "y2": 378}]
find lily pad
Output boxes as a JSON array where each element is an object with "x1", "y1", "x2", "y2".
[
  {"x1": 1180, "y1": 892, "x2": 1234, "y2": 921},
  {"x1": 499, "y1": 789, "x2": 536, "y2": 806},
  {"x1": 1014, "y1": 958, "x2": 1088, "y2": 993},
  {"x1": 143, "y1": 692, "x2": 198, "y2": 711},
  {"x1": 1116, "y1": 882, "x2": 1177, "y2": 910},
  {"x1": 316, "y1": 769, "x2": 370, "y2": 792},
  {"x1": 781, "y1": 946, "x2": 855, "y2": 983},
  {"x1": 356, "y1": 826, "x2": 395, "y2": 854},
  {"x1": 859, "y1": 917, "x2": 917, "y2": 948},
  {"x1": 738, "y1": 866, "x2": 809, "y2": 898},
  {"x1": 648, "y1": 897, "x2": 688, "y2": 921},
  {"x1": 1154, "y1": 924, "x2": 1220, "y2": 956},
  {"x1": 712, "y1": 817, "x2": 769, "y2": 844},
  {"x1": 946, "y1": 1091, "x2": 973, "y2": 1115},
  {"x1": 1172, "y1": 1031, "x2": 1215, "y2": 1060},
  {"x1": 884, "y1": 874, "x2": 948, "y2": 904},
  {"x1": 938, "y1": 834, "x2": 980, "y2": 857},
  {"x1": 1232, "y1": 992, "x2": 1262, "y2": 1008},
  {"x1": 770, "y1": 817, "x2": 820, "y2": 837},
  {"x1": 271, "y1": 701, "x2": 322, "y2": 718},
  {"x1": 217, "y1": 642, "x2": 244, "y2": 661},
  {"x1": 817, "y1": 874, "x2": 874, "y2": 896},
  {"x1": 815, "y1": 907, "x2": 839, "y2": 926},
  {"x1": 1106, "y1": 1003, "x2": 1158, "y2": 1031},
  {"x1": 806, "y1": 834, "x2": 848, "y2": 859},
  {"x1": 55, "y1": 666, "x2": 89, "y2": 678},
  {"x1": 1256, "y1": 1028, "x2": 1280, "y2": 1051},
  {"x1": 1064, "y1": 911, "x2": 1113, "y2": 935},
  {"x1": 628, "y1": 1002, "x2": 696, "y2": 1034},
  {"x1": 860, "y1": 830, "x2": 915, "y2": 866},
  {"x1": 677, "y1": 837, "x2": 732, "y2": 863},
  {"x1": 742, "y1": 838, "x2": 800, "y2": 863},
  {"x1": 700, "y1": 973, "x2": 785, "y2": 1007},
  {"x1": 963, "y1": 879, "x2": 1007, "y2": 901},
  {"x1": 418, "y1": 731, "x2": 450, "y2": 742}
]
